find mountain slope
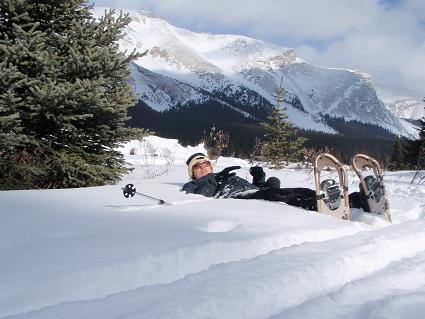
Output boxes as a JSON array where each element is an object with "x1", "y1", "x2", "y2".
[
  {"x1": 375, "y1": 85, "x2": 425, "y2": 120},
  {"x1": 90, "y1": 7, "x2": 409, "y2": 136}
]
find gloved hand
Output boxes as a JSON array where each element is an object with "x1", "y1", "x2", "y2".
[
  {"x1": 249, "y1": 166, "x2": 265, "y2": 179},
  {"x1": 215, "y1": 166, "x2": 241, "y2": 184}
]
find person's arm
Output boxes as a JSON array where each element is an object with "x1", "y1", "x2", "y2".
[
  {"x1": 182, "y1": 173, "x2": 219, "y2": 197},
  {"x1": 181, "y1": 180, "x2": 198, "y2": 194}
]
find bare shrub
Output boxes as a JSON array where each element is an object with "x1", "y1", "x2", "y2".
[
  {"x1": 131, "y1": 139, "x2": 175, "y2": 179},
  {"x1": 203, "y1": 126, "x2": 230, "y2": 161},
  {"x1": 248, "y1": 138, "x2": 267, "y2": 166},
  {"x1": 411, "y1": 144, "x2": 425, "y2": 184},
  {"x1": 299, "y1": 146, "x2": 333, "y2": 172}
]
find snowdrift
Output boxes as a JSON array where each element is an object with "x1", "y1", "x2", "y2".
[{"x1": 1, "y1": 136, "x2": 425, "y2": 319}]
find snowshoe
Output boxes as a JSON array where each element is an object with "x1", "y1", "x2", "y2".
[
  {"x1": 352, "y1": 154, "x2": 392, "y2": 223},
  {"x1": 314, "y1": 153, "x2": 350, "y2": 220}
]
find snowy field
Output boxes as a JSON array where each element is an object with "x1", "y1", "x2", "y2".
[{"x1": 1, "y1": 136, "x2": 425, "y2": 319}]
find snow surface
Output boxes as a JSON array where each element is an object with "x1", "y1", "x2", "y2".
[{"x1": 1, "y1": 136, "x2": 425, "y2": 319}]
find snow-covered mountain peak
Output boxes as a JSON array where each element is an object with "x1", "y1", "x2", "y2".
[
  {"x1": 92, "y1": 7, "x2": 411, "y2": 136},
  {"x1": 376, "y1": 85, "x2": 425, "y2": 120},
  {"x1": 94, "y1": 7, "x2": 294, "y2": 76},
  {"x1": 93, "y1": 7, "x2": 299, "y2": 78}
]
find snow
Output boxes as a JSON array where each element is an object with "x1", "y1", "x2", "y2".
[
  {"x1": 1, "y1": 136, "x2": 425, "y2": 319},
  {"x1": 398, "y1": 118, "x2": 420, "y2": 139},
  {"x1": 91, "y1": 7, "x2": 413, "y2": 136},
  {"x1": 375, "y1": 85, "x2": 425, "y2": 121}
]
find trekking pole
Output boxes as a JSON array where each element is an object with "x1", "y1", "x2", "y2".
[{"x1": 121, "y1": 183, "x2": 171, "y2": 205}]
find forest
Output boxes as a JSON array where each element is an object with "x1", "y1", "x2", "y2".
[{"x1": 127, "y1": 100, "x2": 397, "y2": 165}]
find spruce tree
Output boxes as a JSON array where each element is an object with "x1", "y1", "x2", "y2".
[
  {"x1": 389, "y1": 137, "x2": 404, "y2": 170},
  {"x1": 260, "y1": 81, "x2": 306, "y2": 169},
  {"x1": 0, "y1": 1, "x2": 147, "y2": 189}
]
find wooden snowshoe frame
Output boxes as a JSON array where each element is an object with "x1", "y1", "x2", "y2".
[
  {"x1": 352, "y1": 154, "x2": 392, "y2": 223},
  {"x1": 314, "y1": 153, "x2": 350, "y2": 220}
]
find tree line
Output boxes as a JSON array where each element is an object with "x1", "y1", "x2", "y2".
[
  {"x1": 389, "y1": 118, "x2": 425, "y2": 171},
  {"x1": 127, "y1": 98, "x2": 402, "y2": 165}
]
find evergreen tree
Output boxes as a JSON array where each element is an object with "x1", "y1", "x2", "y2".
[
  {"x1": 389, "y1": 137, "x2": 404, "y2": 170},
  {"x1": 0, "y1": 1, "x2": 147, "y2": 189},
  {"x1": 403, "y1": 118, "x2": 425, "y2": 168},
  {"x1": 260, "y1": 80, "x2": 306, "y2": 169}
]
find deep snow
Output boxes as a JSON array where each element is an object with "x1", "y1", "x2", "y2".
[{"x1": 1, "y1": 136, "x2": 425, "y2": 319}]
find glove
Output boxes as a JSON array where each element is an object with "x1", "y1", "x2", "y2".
[
  {"x1": 215, "y1": 166, "x2": 241, "y2": 184},
  {"x1": 249, "y1": 166, "x2": 265, "y2": 179},
  {"x1": 250, "y1": 166, "x2": 266, "y2": 187}
]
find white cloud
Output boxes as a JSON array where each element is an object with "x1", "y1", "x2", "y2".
[{"x1": 95, "y1": 0, "x2": 425, "y2": 92}]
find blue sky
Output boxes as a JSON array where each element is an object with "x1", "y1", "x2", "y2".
[{"x1": 95, "y1": 0, "x2": 425, "y2": 93}]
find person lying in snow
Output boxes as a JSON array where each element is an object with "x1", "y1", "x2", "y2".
[
  {"x1": 182, "y1": 153, "x2": 369, "y2": 212},
  {"x1": 182, "y1": 153, "x2": 318, "y2": 211}
]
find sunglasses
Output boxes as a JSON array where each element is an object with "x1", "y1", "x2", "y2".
[{"x1": 193, "y1": 161, "x2": 211, "y2": 169}]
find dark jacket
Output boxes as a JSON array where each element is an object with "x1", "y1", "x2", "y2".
[
  {"x1": 182, "y1": 170, "x2": 317, "y2": 211},
  {"x1": 182, "y1": 173, "x2": 259, "y2": 198}
]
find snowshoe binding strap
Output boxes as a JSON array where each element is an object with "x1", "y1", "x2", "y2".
[
  {"x1": 364, "y1": 176, "x2": 383, "y2": 203},
  {"x1": 320, "y1": 179, "x2": 342, "y2": 211}
]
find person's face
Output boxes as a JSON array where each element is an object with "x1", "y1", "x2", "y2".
[{"x1": 193, "y1": 161, "x2": 212, "y2": 179}]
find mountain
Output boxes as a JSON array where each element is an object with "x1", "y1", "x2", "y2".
[
  {"x1": 375, "y1": 84, "x2": 425, "y2": 120},
  {"x1": 375, "y1": 84, "x2": 424, "y2": 139},
  {"x1": 91, "y1": 8, "x2": 408, "y2": 137}
]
